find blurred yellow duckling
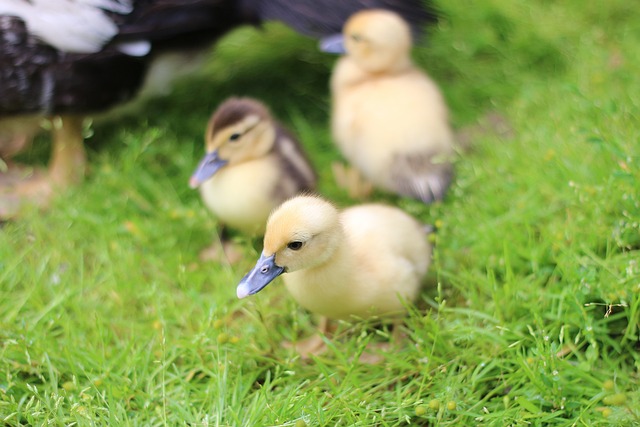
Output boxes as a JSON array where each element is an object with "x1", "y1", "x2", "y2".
[
  {"x1": 190, "y1": 97, "x2": 316, "y2": 262},
  {"x1": 237, "y1": 194, "x2": 432, "y2": 356},
  {"x1": 321, "y1": 9, "x2": 455, "y2": 203}
]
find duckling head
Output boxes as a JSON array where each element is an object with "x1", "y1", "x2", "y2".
[
  {"x1": 321, "y1": 9, "x2": 413, "y2": 74},
  {"x1": 236, "y1": 195, "x2": 342, "y2": 298},
  {"x1": 190, "y1": 98, "x2": 276, "y2": 188}
]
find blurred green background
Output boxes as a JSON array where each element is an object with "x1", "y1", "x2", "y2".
[{"x1": 1, "y1": 0, "x2": 639, "y2": 425}]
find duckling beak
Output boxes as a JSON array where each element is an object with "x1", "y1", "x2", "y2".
[
  {"x1": 319, "y1": 34, "x2": 346, "y2": 54},
  {"x1": 236, "y1": 253, "x2": 285, "y2": 299},
  {"x1": 189, "y1": 151, "x2": 228, "y2": 188}
]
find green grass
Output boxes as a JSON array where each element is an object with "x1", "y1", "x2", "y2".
[{"x1": 1, "y1": 0, "x2": 639, "y2": 425}]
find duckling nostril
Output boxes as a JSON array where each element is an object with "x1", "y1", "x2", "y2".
[{"x1": 260, "y1": 265, "x2": 269, "y2": 274}]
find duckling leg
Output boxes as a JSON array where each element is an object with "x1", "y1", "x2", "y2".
[
  {"x1": 222, "y1": 240, "x2": 244, "y2": 264},
  {"x1": 0, "y1": 116, "x2": 86, "y2": 218},
  {"x1": 284, "y1": 316, "x2": 330, "y2": 359},
  {"x1": 331, "y1": 162, "x2": 373, "y2": 199},
  {"x1": 199, "y1": 226, "x2": 244, "y2": 264},
  {"x1": 357, "y1": 320, "x2": 407, "y2": 365}
]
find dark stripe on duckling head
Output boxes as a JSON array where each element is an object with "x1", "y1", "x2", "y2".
[{"x1": 209, "y1": 97, "x2": 270, "y2": 138}]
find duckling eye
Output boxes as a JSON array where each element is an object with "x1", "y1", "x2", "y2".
[
  {"x1": 350, "y1": 34, "x2": 362, "y2": 42},
  {"x1": 287, "y1": 241, "x2": 303, "y2": 251},
  {"x1": 229, "y1": 132, "x2": 241, "y2": 142}
]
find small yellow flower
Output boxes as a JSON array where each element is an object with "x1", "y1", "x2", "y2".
[
  {"x1": 217, "y1": 333, "x2": 230, "y2": 344},
  {"x1": 543, "y1": 149, "x2": 556, "y2": 162},
  {"x1": 62, "y1": 381, "x2": 76, "y2": 391},
  {"x1": 213, "y1": 319, "x2": 225, "y2": 330},
  {"x1": 603, "y1": 393, "x2": 626, "y2": 406}
]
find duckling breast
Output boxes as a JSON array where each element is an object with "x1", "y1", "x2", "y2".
[{"x1": 199, "y1": 155, "x2": 281, "y2": 234}]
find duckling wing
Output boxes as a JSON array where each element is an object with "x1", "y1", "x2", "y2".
[
  {"x1": 341, "y1": 205, "x2": 431, "y2": 315},
  {"x1": 271, "y1": 125, "x2": 317, "y2": 200},
  {"x1": 389, "y1": 150, "x2": 454, "y2": 203}
]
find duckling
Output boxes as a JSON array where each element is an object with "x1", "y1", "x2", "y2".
[
  {"x1": 0, "y1": 0, "x2": 436, "y2": 219},
  {"x1": 190, "y1": 97, "x2": 316, "y2": 262},
  {"x1": 236, "y1": 194, "x2": 432, "y2": 356},
  {"x1": 321, "y1": 9, "x2": 455, "y2": 204}
]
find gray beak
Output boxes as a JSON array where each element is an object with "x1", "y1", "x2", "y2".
[
  {"x1": 189, "y1": 150, "x2": 228, "y2": 188},
  {"x1": 236, "y1": 253, "x2": 285, "y2": 299},
  {"x1": 319, "y1": 33, "x2": 346, "y2": 54}
]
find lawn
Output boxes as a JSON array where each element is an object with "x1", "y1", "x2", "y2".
[{"x1": 1, "y1": 0, "x2": 639, "y2": 425}]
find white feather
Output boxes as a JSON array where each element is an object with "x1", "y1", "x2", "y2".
[
  {"x1": 0, "y1": 0, "x2": 132, "y2": 53},
  {"x1": 115, "y1": 40, "x2": 151, "y2": 57}
]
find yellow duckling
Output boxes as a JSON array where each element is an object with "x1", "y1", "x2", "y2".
[
  {"x1": 322, "y1": 9, "x2": 455, "y2": 203},
  {"x1": 190, "y1": 97, "x2": 316, "y2": 261},
  {"x1": 237, "y1": 194, "x2": 432, "y2": 356}
]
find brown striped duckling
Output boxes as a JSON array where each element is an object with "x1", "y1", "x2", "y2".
[
  {"x1": 190, "y1": 97, "x2": 316, "y2": 262},
  {"x1": 236, "y1": 194, "x2": 432, "y2": 356},
  {"x1": 321, "y1": 9, "x2": 455, "y2": 203}
]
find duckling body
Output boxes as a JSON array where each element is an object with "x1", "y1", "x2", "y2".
[
  {"x1": 237, "y1": 195, "x2": 431, "y2": 320},
  {"x1": 284, "y1": 203, "x2": 430, "y2": 319},
  {"x1": 191, "y1": 97, "x2": 316, "y2": 238},
  {"x1": 325, "y1": 9, "x2": 454, "y2": 203}
]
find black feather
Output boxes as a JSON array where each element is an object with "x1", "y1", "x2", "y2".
[{"x1": 0, "y1": 0, "x2": 437, "y2": 118}]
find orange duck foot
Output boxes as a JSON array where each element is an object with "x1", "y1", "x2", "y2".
[
  {"x1": 282, "y1": 317, "x2": 331, "y2": 359},
  {"x1": 283, "y1": 333, "x2": 328, "y2": 359}
]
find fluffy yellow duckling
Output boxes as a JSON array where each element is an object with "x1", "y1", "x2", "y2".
[
  {"x1": 190, "y1": 98, "x2": 316, "y2": 261},
  {"x1": 322, "y1": 9, "x2": 455, "y2": 203},
  {"x1": 237, "y1": 194, "x2": 432, "y2": 356}
]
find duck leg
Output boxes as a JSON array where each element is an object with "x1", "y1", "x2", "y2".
[
  {"x1": 331, "y1": 161, "x2": 374, "y2": 200},
  {"x1": 0, "y1": 133, "x2": 32, "y2": 183},
  {"x1": 48, "y1": 116, "x2": 86, "y2": 190},
  {"x1": 284, "y1": 316, "x2": 330, "y2": 359},
  {"x1": 0, "y1": 115, "x2": 86, "y2": 218},
  {"x1": 199, "y1": 225, "x2": 244, "y2": 264},
  {"x1": 357, "y1": 320, "x2": 407, "y2": 364}
]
